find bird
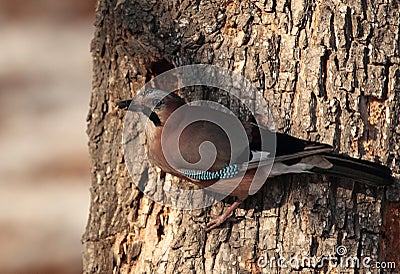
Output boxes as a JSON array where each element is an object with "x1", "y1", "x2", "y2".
[{"x1": 117, "y1": 88, "x2": 393, "y2": 231}]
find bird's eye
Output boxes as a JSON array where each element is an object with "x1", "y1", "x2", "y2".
[{"x1": 152, "y1": 98, "x2": 163, "y2": 108}]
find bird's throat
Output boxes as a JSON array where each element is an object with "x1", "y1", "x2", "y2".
[{"x1": 149, "y1": 112, "x2": 162, "y2": 126}]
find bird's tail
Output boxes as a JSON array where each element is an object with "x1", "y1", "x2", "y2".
[{"x1": 310, "y1": 153, "x2": 393, "y2": 187}]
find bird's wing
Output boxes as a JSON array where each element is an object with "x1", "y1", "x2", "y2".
[
  {"x1": 243, "y1": 145, "x2": 333, "y2": 171},
  {"x1": 165, "y1": 106, "x2": 251, "y2": 172},
  {"x1": 176, "y1": 117, "x2": 393, "y2": 187},
  {"x1": 177, "y1": 119, "x2": 333, "y2": 180}
]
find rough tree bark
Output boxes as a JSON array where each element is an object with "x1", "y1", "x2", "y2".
[{"x1": 83, "y1": 0, "x2": 400, "y2": 273}]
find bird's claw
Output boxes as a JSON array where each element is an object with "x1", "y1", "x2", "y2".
[
  {"x1": 205, "y1": 215, "x2": 226, "y2": 231},
  {"x1": 205, "y1": 215, "x2": 239, "y2": 231}
]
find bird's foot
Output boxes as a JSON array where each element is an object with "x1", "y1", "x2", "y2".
[
  {"x1": 205, "y1": 200, "x2": 243, "y2": 231},
  {"x1": 205, "y1": 215, "x2": 228, "y2": 231},
  {"x1": 205, "y1": 215, "x2": 245, "y2": 231}
]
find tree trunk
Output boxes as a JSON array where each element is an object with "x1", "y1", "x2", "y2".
[{"x1": 83, "y1": 0, "x2": 400, "y2": 273}]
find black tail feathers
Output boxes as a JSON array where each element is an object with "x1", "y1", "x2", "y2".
[{"x1": 312, "y1": 153, "x2": 393, "y2": 187}]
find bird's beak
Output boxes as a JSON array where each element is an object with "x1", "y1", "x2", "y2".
[
  {"x1": 116, "y1": 99, "x2": 133, "y2": 110},
  {"x1": 116, "y1": 98, "x2": 153, "y2": 118}
]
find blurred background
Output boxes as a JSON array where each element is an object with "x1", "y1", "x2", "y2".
[{"x1": 0, "y1": 0, "x2": 95, "y2": 273}]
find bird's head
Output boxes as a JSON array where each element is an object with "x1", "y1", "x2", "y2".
[{"x1": 118, "y1": 88, "x2": 185, "y2": 127}]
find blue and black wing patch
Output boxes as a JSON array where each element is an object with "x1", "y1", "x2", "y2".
[{"x1": 179, "y1": 164, "x2": 239, "y2": 180}]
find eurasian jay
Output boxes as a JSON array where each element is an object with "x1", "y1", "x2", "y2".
[{"x1": 118, "y1": 89, "x2": 393, "y2": 230}]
